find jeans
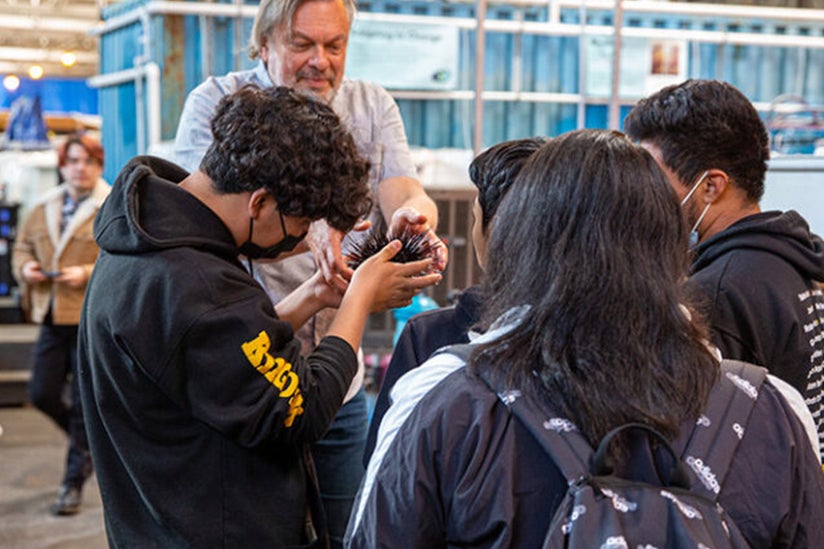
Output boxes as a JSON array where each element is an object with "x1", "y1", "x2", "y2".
[
  {"x1": 311, "y1": 389, "x2": 368, "y2": 549},
  {"x1": 28, "y1": 322, "x2": 92, "y2": 488}
]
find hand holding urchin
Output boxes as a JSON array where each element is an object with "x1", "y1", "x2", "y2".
[{"x1": 345, "y1": 226, "x2": 441, "y2": 272}]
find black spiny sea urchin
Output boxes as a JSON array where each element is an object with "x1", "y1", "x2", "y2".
[{"x1": 345, "y1": 226, "x2": 440, "y2": 270}]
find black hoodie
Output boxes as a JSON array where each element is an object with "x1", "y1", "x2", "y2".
[
  {"x1": 690, "y1": 210, "x2": 824, "y2": 454},
  {"x1": 77, "y1": 156, "x2": 356, "y2": 548}
]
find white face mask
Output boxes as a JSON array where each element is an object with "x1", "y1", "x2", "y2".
[{"x1": 681, "y1": 171, "x2": 711, "y2": 247}]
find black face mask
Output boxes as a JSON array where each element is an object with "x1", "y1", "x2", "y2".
[{"x1": 237, "y1": 211, "x2": 307, "y2": 268}]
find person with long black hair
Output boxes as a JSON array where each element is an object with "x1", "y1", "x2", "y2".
[
  {"x1": 363, "y1": 136, "x2": 546, "y2": 465},
  {"x1": 347, "y1": 129, "x2": 824, "y2": 548}
]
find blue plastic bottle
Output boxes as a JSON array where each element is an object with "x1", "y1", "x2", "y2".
[{"x1": 392, "y1": 293, "x2": 439, "y2": 346}]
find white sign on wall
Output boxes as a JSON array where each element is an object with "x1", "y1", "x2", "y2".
[
  {"x1": 346, "y1": 20, "x2": 459, "y2": 90},
  {"x1": 585, "y1": 36, "x2": 688, "y2": 98}
]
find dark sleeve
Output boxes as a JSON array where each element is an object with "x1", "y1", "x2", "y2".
[
  {"x1": 720, "y1": 381, "x2": 824, "y2": 547},
  {"x1": 363, "y1": 320, "x2": 420, "y2": 465},
  {"x1": 693, "y1": 254, "x2": 810, "y2": 393},
  {"x1": 177, "y1": 296, "x2": 358, "y2": 448},
  {"x1": 351, "y1": 370, "x2": 565, "y2": 548},
  {"x1": 690, "y1": 263, "x2": 765, "y2": 367},
  {"x1": 364, "y1": 309, "x2": 470, "y2": 465},
  {"x1": 349, "y1": 380, "x2": 452, "y2": 549},
  {"x1": 710, "y1": 286, "x2": 811, "y2": 394},
  {"x1": 708, "y1": 323, "x2": 762, "y2": 373}
]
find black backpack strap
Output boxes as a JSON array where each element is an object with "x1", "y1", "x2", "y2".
[
  {"x1": 680, "y1": 359, "x2": 768, "y2": 500},
  {"x1": 493, "y1": 385, "x2": 595, "y2": 482},
  {"x1": 438, "y1": 343, "x2": 594, "y2": 482}
]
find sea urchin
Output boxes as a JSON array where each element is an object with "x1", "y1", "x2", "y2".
[{"x1": 345, "y1": 226, "x2": 441, "y2": 271}]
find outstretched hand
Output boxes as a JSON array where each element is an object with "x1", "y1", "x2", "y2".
[
  {"x1": 388, "y1": 207, "x2": 448, "y2": 273},
  {"x1": 326, "y1": 238, "x2": 442, "y2": 355},
  {"x1": 306, "y1": 218, "x2": 372, "y2": 292},
  {"x1": 304, "y1": 269, "x2": 346, "y2": 310}
]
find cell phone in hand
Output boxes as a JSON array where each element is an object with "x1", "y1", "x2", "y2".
[{"x1": 41, "y1": 271, "x2": 61, "y2": 278}]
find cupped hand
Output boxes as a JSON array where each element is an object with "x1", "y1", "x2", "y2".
[
  {"x1": 306, "y1": 270, "x2": 345, "y2": 310},
  {"x1": 350, "y1": 240, "x2": 443, "y2": 312}
]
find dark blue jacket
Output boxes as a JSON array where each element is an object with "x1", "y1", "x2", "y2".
[{"x1": 364, "y1": 285, "x2": 484, "y2": 465}]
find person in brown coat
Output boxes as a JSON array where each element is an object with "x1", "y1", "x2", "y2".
[{"x1": 12, "y1": 133, "x2": 110, "y2": 515}]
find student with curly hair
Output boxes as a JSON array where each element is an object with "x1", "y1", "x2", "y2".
[
  {"x1": 175, "y1": 4, "x2": 447, "y2": 542},
  {"x1": 77, "y1": 85, "x2": 441, "y2": 547}
]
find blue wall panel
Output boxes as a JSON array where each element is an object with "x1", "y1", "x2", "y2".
[
  {"x1": 100, "y1": 83, "x2": 138, "y2": 182},
  {"x1": 807, "y1": 48, "x2": 824, "y2": 104},
  {"x1": 1, "y1": 78, "x2": 97, "y2": 114},
  {"x1": 97, "y1": 0, "x2": 824, "y2": 178}
]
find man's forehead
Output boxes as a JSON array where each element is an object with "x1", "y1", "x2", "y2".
[
  {"x1": 288, "y1": 27, "x2": 348, "y2": 43},
  {"x1": 66, "y1": 146, "x2": 90, "y2": 158},
  {"x1": 285, "y1": 0, "x2": 350, "y2": 34}
]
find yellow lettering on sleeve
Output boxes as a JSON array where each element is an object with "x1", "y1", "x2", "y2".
[
  {"x1": 264, "y1": 358, "x2": 299, "y2": 397},
  {"x1": 241, "y1": 331, "x2": 271, "y2": 367},
  {"x1": 284, "y1": 392, "x2": 305, "y2": 427},
  {"x1": 241, "y1": 330, "x2": 305, "y2": 428}
]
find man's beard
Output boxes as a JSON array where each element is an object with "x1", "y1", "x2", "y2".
[
  {"x1": 268, "y1": 62, "x2": 338, "y2": 104},
  {"x1": 294, "y1": 70, "x2": 338, "y2": 104}
]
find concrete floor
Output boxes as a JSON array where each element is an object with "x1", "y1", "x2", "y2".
[{"x1": 0, "y1": 406, "x2": 107, "y2": 549}]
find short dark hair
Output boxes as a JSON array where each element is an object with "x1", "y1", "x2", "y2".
[
  {"x1": 477, "y1": 129, "x2": 718, "y2": 454},
  {"x1": 623, "y1": 79, "x2": 769, "y2": 202},
  {"x1": 200, "y1": 85, "x2": 372, "y2": 231},
  {"x1": 58, "y1": 133, "x2": 104, "y2": 168},
  {"x1": 469, "y1": 137, "x2": 547, "y2": 232}
]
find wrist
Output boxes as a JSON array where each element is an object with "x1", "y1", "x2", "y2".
[
  {"x1": 296, "y1": 279, "x2": 326, "y2": 314},
  {"x1": 339, "y1": 284, "x2": 373, "y2": 315}
]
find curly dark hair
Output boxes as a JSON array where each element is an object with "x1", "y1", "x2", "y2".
[
  {"x1": 623, "y1": 79, "x2": 769, "y2": 203},
  {"x1": 200, "y1": 85, "x2": 372, "y2": 231},
  {"x1": 469, "y1": 137, "x2": 547, "y2": 232}
]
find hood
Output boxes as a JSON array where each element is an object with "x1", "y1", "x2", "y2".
[
  {"x1": 94, "y1": 156, "x2": 238, "y2": 260},
  {"x1": 692, "y1": 210, "x2": 824, "y2": 281},
  {"x1": 455, "y1": 284, "x2": 485, "y2": 323}
]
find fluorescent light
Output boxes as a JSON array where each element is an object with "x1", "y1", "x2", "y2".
[
  {"x1": 60, "y1": 51, "x2": 77, "y2": 67},
  {"x1": 3, "y1": 74, "x2": 20, "y2": 91}
]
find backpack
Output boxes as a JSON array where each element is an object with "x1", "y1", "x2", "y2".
[{"x1": 445, "y1": 345, "x2": 766, "y2": 549}]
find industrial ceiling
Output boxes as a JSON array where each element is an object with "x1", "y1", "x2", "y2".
[{"x1": 0, "y1": 0, "x2": 101, "y2": 80}]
